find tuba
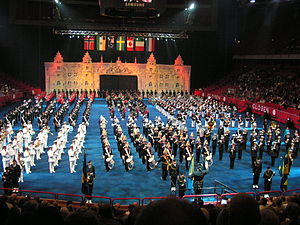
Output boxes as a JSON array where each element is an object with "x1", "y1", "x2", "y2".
[{"x1": 207, "y1": 121, "x2": 215, "y2": 130}]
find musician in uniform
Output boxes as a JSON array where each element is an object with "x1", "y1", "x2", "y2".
[
  {"x1": 47, "y1": 147, "x2": 55, "y2": 173},
  {"x1": 252, "y1": 158, "x2": 262, "y2": 189},
  {"x1": 218, "y1": 135, "x2": 225, "y2": 161},
  {"x1": 195, "y1": 136, "x2": 202, "y2": 163},
  {"x1": 2, "y1": 167, "x2": 12, "y2": 195},
  {"x1": 177, "y1": 173, "x2": 186, "y2": 198},
  {"x1": 86, "y1": 160, "x2": 96, "y2": 203},
  {"x1": 10, "y1": 159, "x2": 21, "y2": 192},
  {"x1": 211, "y1": 133, "x2": 217, "y2": 156},
  {"x1": 157, "y1": 150, "x2": 171, "y2": 180},
  {"x1": 270, "y1": 141, "x2": 279, "y2": 167},
  {"x1": 229, "y1": 143, "x2": 237, "y2": 169},
  {"x1": 280, "y1": 150, "x2": 294, "y2": 191},
  {"x1": 190, "y1": 169, "x2": 207, "y2": 195},
  {"x1": 68, "y1": 146, "x2": 76, "y2": 173},
  {"x1": 169, "y1": 161, "x2": 179, "y2": 192},
  {"x1": 263, "y1": 167, "x2": 275, "y2": 191}
]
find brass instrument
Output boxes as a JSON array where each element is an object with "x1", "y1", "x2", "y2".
[
  {"x1": 34, "y1": 139, "x2": 41, "y2": 148},
  {"x1": 207, "y1": 121, "x2": 215, "y2": 130},
  {"x1": 270, "y1": 121, "x2": 277, "y2": 130}
]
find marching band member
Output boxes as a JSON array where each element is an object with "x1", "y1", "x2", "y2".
[
  {"x1": 229, "y1": 143, "x2": 237, "y2": 169},
  {"x1": 28, "y1": 142, "x2": 36, "y2": 167},
  {"x1": 218, "y1": 135, "x2": 225, "y2": 161},
  {"x1": 169, "y1": 161, "x2": 179, "y2": 192},
  {"x1": 1, "y1": 146, "x2": 10, "y2": 171},
  {"x1": 23, "y1": 148, "x2": 31, "y2": 174},
  {"x1": 7, "y1": 142, "x2": 15, "y2": 165},
  {"x1": 68, "y1": 146, "x2": 76, "y2": 173},
  {"x1": 34, "y1": 138, "x2": 42, "y2": 160},
  {"x1": 184, "y1": 141, "x2": 192, "y2": 170},
  {"x1": 22, "y1": 125, "x2": 31, "y2": 148},
  {"x1": 47, "y1": 147, "x2": 55, "y2": 173},
  {"x1": 157, "y1": 150, "x2": 171, "y2": 180}
]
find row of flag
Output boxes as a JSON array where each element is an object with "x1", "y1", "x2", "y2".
[{"x1": 83, "y1": 36, "x2": 155, "y2": 52}]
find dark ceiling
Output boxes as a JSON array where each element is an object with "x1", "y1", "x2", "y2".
[{"x1": 7, "y1": 0, "x2": 218, "y2": 34}]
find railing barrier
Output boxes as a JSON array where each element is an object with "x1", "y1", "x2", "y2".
[
  {"x1": 56, "y1": 193, "x2": 84, "y2": 202},
  {"x1": 182, "y1": 194, "x2": 219, "y2": 205},
  {"x1": 112, "y1": 197, "x2": 141, "y2": 206},
  {"x1": 257, "y1": 191, "x2": 282, "y2": 197},
  {"x1": 220, "y1": 192, "x2": 256, "y2": 204},
  {"x1": 141, "y1": 196, "x2": 179, "y2": 206}
]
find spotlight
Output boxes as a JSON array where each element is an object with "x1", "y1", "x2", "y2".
[
  {"x1": 188, "y1": 2, "x2": 195, "y2": 10},
  {"x1": 250, "y1": 0, "x2": 255, "y2": 3},
  {"x1": 156, "y1": 37, "x2": 159, "y2": 40}
]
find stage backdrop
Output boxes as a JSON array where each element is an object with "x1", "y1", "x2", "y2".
[{"x1": 44, "y1": 52, "x2": 191, "y2": 93}]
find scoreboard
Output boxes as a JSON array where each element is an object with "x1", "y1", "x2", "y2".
[{"x1": 99, "y1": 0, "x2": 166, "y2": 18}]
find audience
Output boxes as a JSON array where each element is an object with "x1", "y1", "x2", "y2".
[
  {"x1": 219, "y1": 66, "x2": 300, "y2": 109},
  {"x1": 0, "y1": 192, "x2": 300, "y2": 225}
]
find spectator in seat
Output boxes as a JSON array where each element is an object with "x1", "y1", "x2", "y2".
[
  {"x1": 135, "y1": 198, "x2": 208, "y2": 225},
  {"x1": 217, "y1": 193, "x2": 261, "y2": 225}
]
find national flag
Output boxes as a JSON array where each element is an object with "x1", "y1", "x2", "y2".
[
  {"x1": 116, "y1": 36, "x2": 125, "y2": 51},
  {"x1": 83, "y1": 36, "x2": 95, "y2": 50},
  {"x1": 188, "y1": 155, "x2": 194, "y2": 176},
  {"x1": 127, "y1": 37, "x2": 134, "y2": 51},
  {"x1": 135, "y1": 37, "x2": 145, "y2": 51},
  {"x1": 81, "y1": 149, "x2": 88, "y2": 195},
  {"x1": 145, "y1": 37, "x2": 155, "y2": 52},
  {"x1": 108, "y1": 36, "x2": 115, "y2": 49},
  {"x1": 278, "y1": 153, "x2": 292, "y2": 177},
  {"x1": 278, "y1": 157, "x2": 284, "y2": 177},
  {"x1": 96, "y1": 36, "x2": 106, "y2": 51}
]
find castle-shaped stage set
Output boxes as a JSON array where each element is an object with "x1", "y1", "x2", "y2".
[{"x1": 44, "y1": 52, "x2": 191, "y2": 93}]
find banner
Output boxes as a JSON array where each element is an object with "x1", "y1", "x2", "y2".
[
  {"x1": 83, "y1": 36, "x2": 95, "y2": 50},
  {"x1": 108, "y1": 36, "x2": 115, "y2": 49},
  {"x1": 145, "y1": 37, "x2": 155, "y2": 52},
  {"x1": 96, "y1": 36, "x2": 106, "y2": 51},
  {"x1": 127, "y1": 37, "x2": 134, "y2": 51},
  {"x1": 135, "y1": 37, "x2": 145, "y2": 51},
  {"x1": 116, "y1": 36, "x2": 125, "y2": 51}
]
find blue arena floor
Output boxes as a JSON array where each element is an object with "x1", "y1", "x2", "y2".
[{"x1": 1, "y1": 98, "x2": 299, "y2": 202}]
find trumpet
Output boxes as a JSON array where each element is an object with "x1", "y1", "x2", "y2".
[{"x1": 34, "y1": 139, "x2": 41, "y2": 148}]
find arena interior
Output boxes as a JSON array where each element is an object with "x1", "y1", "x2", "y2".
[{"x1": 0, "y1": 0, "x2": 300, "y2": 225}]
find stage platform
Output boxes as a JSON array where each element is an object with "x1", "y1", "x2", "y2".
[{"x1": 1, "y1": 98, "x2": 299, "y2": 202}]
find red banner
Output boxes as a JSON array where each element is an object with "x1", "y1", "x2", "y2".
[{"x1": 202, "y1": 92, "x2": 300, "y2": 128}]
